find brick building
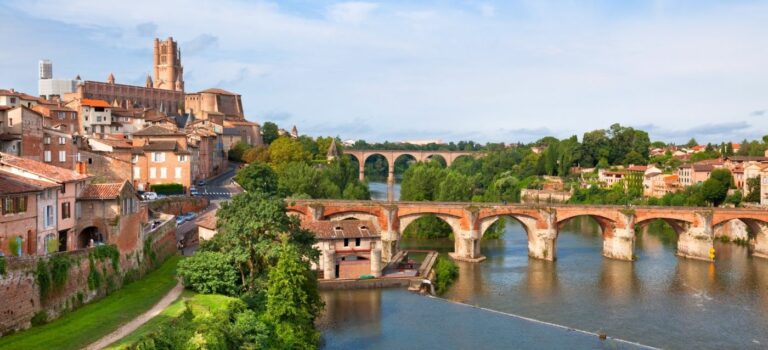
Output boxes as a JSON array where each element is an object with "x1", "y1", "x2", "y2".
[{"x1": 130, "y1": 125, "x2": 192, "y2": 192}]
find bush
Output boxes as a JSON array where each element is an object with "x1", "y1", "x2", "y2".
[
  {"x1": 36, "y1": 259, "x2": 52, "y2": 299},
  {"x1": 8, "y1": 238, "x2": 20, "y2": 257},
  {"x1": 150, "y1": 183, "x2": 184, "y2": 195},
  {"x1": 433, "y1": 256, "x2": 459, "y2": 295},
  {"x1": 177, "y1": 251, "x2": 241, "y2": 295},
  {"x1": 0, "y1": 255, "x2": 5, "y2": 276},
  {"x1": 48, "y1": 254, "x2": 72, "y2": 288},
  {"x1": 30, "y1": 311, "x2": 48, "y2": 326}
]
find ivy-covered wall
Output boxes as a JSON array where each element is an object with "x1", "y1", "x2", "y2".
[{"x1": 0, "y1": 215, "x2": 177, "y2": 335}]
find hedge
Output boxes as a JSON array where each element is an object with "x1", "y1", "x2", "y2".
[{"x1": 150, "y1": 183, "x2": 184, "y2": 195}]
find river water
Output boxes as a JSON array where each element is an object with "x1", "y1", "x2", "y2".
[{"x1": 318, "y1": 182, "x2": 768, "y2": 349}]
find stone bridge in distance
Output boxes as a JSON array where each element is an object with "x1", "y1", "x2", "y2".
[
  {"x1": 287, "y1": 200, "x2": 768, "y2": 263},
  {"x1": 342, "y1": 150, "x2": 481, "y2": 183}
]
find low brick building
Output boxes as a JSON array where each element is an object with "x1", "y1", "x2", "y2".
[{"x1": 302, "y1": 220, "x2": 382, "y2": 280}]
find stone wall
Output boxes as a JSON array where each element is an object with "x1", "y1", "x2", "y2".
[
  {"x1": 520, "y1": 189, "x2": 572, "y2": 203},
  {"x1": 148, "y1": 196, "x2": 210, "y2": 216},
  {"x1": 0, "y1": 214, "x2": 176, "y2": 335}
]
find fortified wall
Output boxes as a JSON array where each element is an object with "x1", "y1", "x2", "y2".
[{"x1": 0, "y1": 214, "x2": 177, "y2": 335}]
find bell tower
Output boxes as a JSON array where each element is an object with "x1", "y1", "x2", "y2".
[{"x1": 152, "y1": 37, "x2": 184, "y2": 91}]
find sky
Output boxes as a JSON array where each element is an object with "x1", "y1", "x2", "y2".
[{"x1": 1, "y1": 0, "x2": 767, "y2": 144}]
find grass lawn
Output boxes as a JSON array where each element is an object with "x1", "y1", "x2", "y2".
[
  {"x1": 0, "y1": 256, "x2": 181, "y2": 350},
  {"x1": 104, "y1": 292, "x2": 236, "y2": 349}
]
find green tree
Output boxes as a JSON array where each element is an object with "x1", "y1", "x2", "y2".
[
  {"x1": 243, "y1": 145, "x2": 270, "y2": 164},
  {"x1": 701, "y1": 178, "x2": 728, "y2": 206},
  {"x1": 342, "y1": 182, "x2": 370, "y2": 200},
  {"x1": 228, "y1": 141, "x2": 252, "y2": 162},
  {"x1": 745, "y1": 177, "x2": 761, "y2": 202},
  {"x1": 177, "y1": 251, "x2": 240, "y2": 295},
  {"x1": 235, "y1": 161, "x2": 279, "y2": 196},
  {"x1": 710, "y1": 168, "x2": 734, "y2": 189},
  {"x1": 204, "y1": 192, "x2": 317, "y2": 293},
  {"x1": 686, "y1": 138, "x2": 698, "y2": 148},
  {"x1": 436, "y1": 171, "x2": 473, "y2": 201},
  {"x1": 264, "y1": 239, "x2": 322, "y2": 349},
  {"x1": 262, "y1": 122, "x2": 279, "y2": 145},
  {"x1": 622, "y1": 150, "x2": 646, "y2": 166},
  {"x1": 268, "y1": 136, "x2": 310, "y2": 169},
  {"x1": 400, "y1": 161, "x2": 446, "y2": 201}
]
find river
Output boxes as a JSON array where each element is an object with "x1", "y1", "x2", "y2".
[{"x1": 317, "y1": 182, "x2": 768, "y2": 349}]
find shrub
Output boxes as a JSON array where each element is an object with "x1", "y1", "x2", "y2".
[
  {"x1": 35, "y1": 259, "x2": 52, "y2": 299},
  {"x1": 49, "y1": 254, "x2": 72, "y2": 288},
  {"x1": 177, "y1": 251, "x2": 240, "y2": 295},
  {"x1": 150, "y1": 183, "x2": 184, "y2": 195},
  {"x1": 0, "y1": 255, "x2": 5, "y2": 276},
  {"x1": 91, "y1": 244, "x2": 120, "y2": 271},
  {"x1": 433, "y1": 256, "x2": 459, "y2": 295},
  {"x1": 8, "y1": 238, "x2": 20, "y2": 257},
  {"x1": 30, "y1": 311, "x2": 48, "y2": 326}
]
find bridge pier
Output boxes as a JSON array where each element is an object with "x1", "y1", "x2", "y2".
[
  {"x1": 751, "y1": 223, "x2": 768, "y2": 259},
  {"x1": 677, "y1": 214, "x2": 714, "y2": 261},
  {"x1": 358, "y1": 162, "x2": 365, "y2": 182},
  {"x1": 528, "y1": 229, "x2": 557, "y2": 261},
  {"x1": 450, "y1": 231, "x2": 485, "y2": 262},
  {"x1": 602, "y1": 212, "x2": 635, "y2": 261},
  {"x1": 381, "y1": 230, "x2": 399, "y2": 263},
  {"x1": 603, "y1": 228, "x2": 635, "y2": 261}
]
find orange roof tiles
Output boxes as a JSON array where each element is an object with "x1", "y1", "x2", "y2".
[
  {"x1": 301, "y1": 220, "x2": 380, "y2": 240},
  {"x1": 0, "y1": 152, "x2": 89, "y2": 183},
  {"x1": 79, "y1": 182, "x2": 126, "y2": 200},
  {"x1": 80, "y1": 98, "x2": 112, "y2": 108}
]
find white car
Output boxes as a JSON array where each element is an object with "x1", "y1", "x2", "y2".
[{"x1": 142, "y1": 192, "x2": 158, "y2": 201}]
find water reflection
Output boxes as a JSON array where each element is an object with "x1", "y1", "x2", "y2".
[{"x1": 327, "y1": 187, "x2": 768, "y2": 348}]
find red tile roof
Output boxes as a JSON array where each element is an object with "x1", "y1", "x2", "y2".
[
  {"x1": 132, "y1": 125, "x2": 184, "y2": 136},
  {"x1": 0, "y1": 170, "x2": 59, "y2": 194},
  {"x1": 301, "y1": 220, "x2": 380, "y2": 240},
  {"x1": 79, "y1": 182, "x2": 125, "y2": 199},
  {"x1": 81, "y1": 98, "x2": 112, "y2": 108},
  {"x1": 0, "y1": 152, "x2": 89, "y2": 183}
]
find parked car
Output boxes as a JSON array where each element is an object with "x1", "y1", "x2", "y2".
[
  {"x1": 183, "y1": 212, "x2": 198, "y2": 221},
  {"x1": 142, "y1": 192, "x2": 158, "y2": 201},
  {"x1": 197, "y1": 180, "x2": 206, "y2": 187},
  {"x1": 190, "y1": 187, "x2": 199, "y2": 196},
  {"x1": 175, "y1": 216, "x2": 185, "y2": 225}
]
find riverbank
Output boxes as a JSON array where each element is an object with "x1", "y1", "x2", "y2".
[{"x1": 0, "y1": 256, "x2": 180, "y2": 350}]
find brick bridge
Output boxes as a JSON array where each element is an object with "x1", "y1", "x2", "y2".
[
  {"x1": 287, "y1": 200, "x2": 768, "y2": 263},
  {"x1": 342, "y1": 150, "x2": 482, "y2": 201}
]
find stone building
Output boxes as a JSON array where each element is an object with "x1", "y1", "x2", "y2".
[
  {"x1": 75, "y1": 181, "x2": 144, "y2": 251},
  {"x1": 0, "y1": 106, "x2": 45, "y2": 162},
  {"x1": 302, "y1": 220, "x2": 382, "y2": 280},
  {"x1": 0, "y1": 172, "x2": 44, "y2": 256},
  {"x1": 153, "y1": 37, "x2": 184, "y2": 92},
  {"x1": 184, "y1": 88, "x2": 244, "y2": 120}
]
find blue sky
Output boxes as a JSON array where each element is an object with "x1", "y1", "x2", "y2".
[{"x1": 1, "y1": 0, "x2": 767, "y2": 144}]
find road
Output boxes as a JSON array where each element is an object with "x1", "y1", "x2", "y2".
[{"x1": 176, "y1": 163, "x2": 242, "y2": 255}]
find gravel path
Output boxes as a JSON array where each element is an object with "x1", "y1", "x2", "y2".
[{"x1": 84, "y1": 281, "x2": 184, "y2": 350}]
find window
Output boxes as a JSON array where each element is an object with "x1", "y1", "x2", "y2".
[
  {"x1": 58, "y1": 111, "x2": 66, "y2": 119},
  {"x1": 343, "y1": 238, "x2": 349, "y2": 247},
  {"x1": 94, "y1": 107, "x2": 105, "y2": 112},
  {"x1": 178, "y1": 155, "x2": 187, "y2": 162},
  {"x1": 175, "y1": 167, "x2": 182, "y2": 179},
  {"x1": 132, "y1": 154, "x2": 138, "y2": 163},
  {"x1": 43, "y1": 136, "x2": 51, "y2": 144},
  {"x1": 60, "y1": 183, "x2": 66, "y2": 194},
  {"x1": 133, "y1": 166, "x2": 140, "y2": 178},
  {"x1": 2, "y1": 197, "x2": 27, "y2": 215},
  {"x1": 75, "y1": 202, "x2": 81, "y2": 219},
  {"x1": 62, "y1": 202, "x2": 70, "y2": 219},
  {"x1": 44, "y1": 150, "x2": 51, "y2": 162},
  {"x1": 58, "y1": 137, "x2": 66, "y2": 145},
  {"x1": 96, "y1": 116, "x2": 102, "y2": 122},
  {"x1": 59, "y1": 150, "x2": 66, "y2": 162},
  {"x1": 45, "y1": 205, "x2": 54, "y2": 228},
  {"x1": 355, "y1": 238, "x2": 361, "y2": 246},
  {"x1": 150, "y1": 167, "x2": 157, "y2": 179},
  {"x1": 9, "y1": 97, "x2": 16, "y2": 104},
  {"x1": 160, "y1": 167, "x2": 167, "y2": 179},
  {"x1": 152, "y1": 152, "x2": 165, "y2": 162}
]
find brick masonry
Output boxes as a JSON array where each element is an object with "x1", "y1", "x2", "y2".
[{"x1": 0, "y1": 215, "x2": 177, "y2": 335}]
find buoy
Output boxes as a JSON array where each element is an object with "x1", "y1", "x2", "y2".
[{"x1": 709, "y1": 247, "x2": 716, "y2": 260}]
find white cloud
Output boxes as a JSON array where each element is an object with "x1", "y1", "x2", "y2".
[
  {"x1": 479, "y1": 3, "x2": 495, "y2": 17},
  {"x1": 3, "y1": 1, "x2": 768, "y2": 144},
  {"x1": 327, "y1": 2, "x2": 379, "y2": 24}
]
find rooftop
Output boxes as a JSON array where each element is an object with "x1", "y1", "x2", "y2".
[
  {"x1": 132, "y1": 125, "x2": 184, "y2": 137},
  {"x1": 0, "y1": 170, "x2": 59, "y2": 194},
  {"x1": 79, "y1": 182, "x2": 127, "y2": 200},
  {"x1": 197, "y1": 88, "x2": 238, "y2": 96},
  {"x1": 0, "y1": 152, "x2": 89, "y2": 183},
  {"x1": 301, "y1": 220, "x2": 380, "y2": 240},
  {"x1": 80, "y1": 98, "x2": 112, "y2": 108}
]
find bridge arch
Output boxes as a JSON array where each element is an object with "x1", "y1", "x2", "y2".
[
  {"x1": 635, "y1": 217, "x2": 691, "y2": 236},
  {"x1": 479, "y1": 214, "x2": 538, "y2": 238},
  {"x1": 557, "y1": 214, "x2": 618, "y2": 237},
  {"x1": 424, "y1": 153, "x2": 448, "y2": 167},
  {"x1": 399, "y1": 213, "x2": 463, "y2": 237}
]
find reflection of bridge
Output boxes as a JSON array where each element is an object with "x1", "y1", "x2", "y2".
[
  {"x1": 342, "y1": 150, "x2": 482, "y2": 201},
  {"x1": 288, "y1": 200, "x2": 768, "y2": 264}
]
